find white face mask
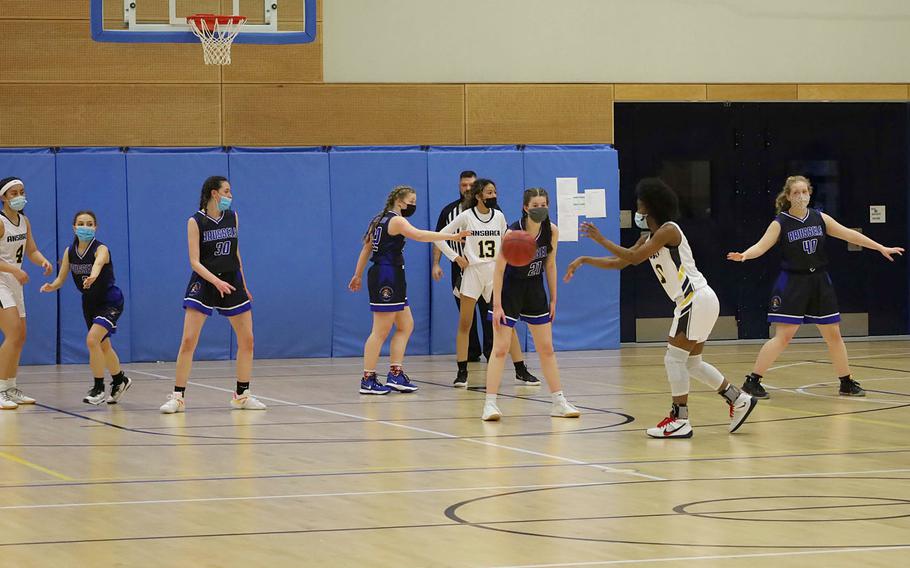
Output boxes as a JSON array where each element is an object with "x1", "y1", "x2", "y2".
[
  {"x1": 792, "y1": 194, "x2": 810, "y2": 208},
  {"x1": 634, "y1": 212, "x2": 649, "y2": 229}
]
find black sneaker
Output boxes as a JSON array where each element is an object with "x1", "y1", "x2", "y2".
[
  {"x1": 107, "y1": 376, "x2": 133, "y2": 404},
  {"x1": 515, "y1": 367, "x2": 541, "y2": 386},
  {"x1": 741, "y1": 375, "x2": 769, "y2": 399},
  {"x1": 83, "y1": 386, "x2": 106, "y2": 405},
  {"x1": 453, "y1": 369, "x2": 468, "y2": 388},
  {"x1": 839, "y1": 378, "x2": 866, "y2": 397}
]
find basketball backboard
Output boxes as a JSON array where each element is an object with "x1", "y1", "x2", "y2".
[{"x1": 90, "y1": 0, "x2": 316, "y2": 44}]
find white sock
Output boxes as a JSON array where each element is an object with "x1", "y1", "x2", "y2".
[
  {"x1": 665, "y1": 345, "x2": 691, "y2": 397},
  {"x1": 0, "y1": 379, "x2": 8, "y2": 390},
  {"x1": 686, "y1": 355, "x2": 724, "y2": 390},
  {"x1": 551, "y1": 390, "x2": 566, "y2": 403},
  {"x1": 8, "y1": 377, "x2": 16, "y2": 388},
  {"x1": 485, "y1": 393, "x2": 498, "y2": 403}
]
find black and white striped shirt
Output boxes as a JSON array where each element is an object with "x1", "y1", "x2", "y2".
[{"x1": 436, "y1": 198, "x2": 467, "y2": 291}]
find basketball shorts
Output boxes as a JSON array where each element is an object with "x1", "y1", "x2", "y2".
[
  {"x1": 183, "y1": 271, "x2": 251, "y2": 317},
  {"x1": 83, "y1": 286, "x2": 124, "y2": 340},
  {"x1": 768, "y1": 270, "x2": 840, "y2": 325},
  {"x1": 0, "y1": 278, "x2": 25, "y2": 318},
  {"x1": 459, "y1": 263, "x2": 494, "y2": 303},
  {"x1": 368, "y1": 263, "x2": 408, "y2": 312},
  {"x1": 489, "y1": 276, "x2": 551, "y2": 327},
  {"x1": 669, "y1": 285, "x2": 719, "y2": 343}
]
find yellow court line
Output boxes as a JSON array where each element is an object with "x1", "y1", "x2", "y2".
[{"x1": 0, "y1": 451, "x2": 74, "y2": 481}]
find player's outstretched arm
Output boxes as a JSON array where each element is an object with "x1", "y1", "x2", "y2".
[
  {"x1": 40, "y1": 250, "x2": 70, "y2": 292},
  {"x1": 727, "y1": 221, "x2": 780, "y2": 262},
  {"x1": 564, "y1": 256, "x2": 630, "y2": 283},
  {"x1": 821, "y1": 213, "x2": 905, "y2": 261},
  {"x1": 389, "y1": 216, "x2": 470, "y2": 243},
  {"x1": 597, "y1": 223, "x2": 677, "y2": 266},
  {"x1": 82, "y1": 245, "x2": 110, "y2": 289}
]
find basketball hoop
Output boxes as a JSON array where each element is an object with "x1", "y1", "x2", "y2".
[{"x1": 187, "y1": 14, "x2": 246, "y2": 65}]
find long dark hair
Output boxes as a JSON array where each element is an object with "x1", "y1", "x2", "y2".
[
  {"x1": 635, "y1": 178, "x2": 678, "y2": 226},
  {"x1": 364, "y1": 185, "x2": 416, "y2": 244},
  {"x1": 199, "y1": 176, "x2": 228, "y2": 210},
  {"x1": 467, "y1": 178, "x2": 495, "y2": 209},
  {"x1": 520, "y1": 187, "x2": 549, "y2": 222},
  {"x1": 72, "y1": 210, "x2": 97, "y2": 225},
  {"x1": 0, "y1": 177, "x2": 24, "y2": 212}
]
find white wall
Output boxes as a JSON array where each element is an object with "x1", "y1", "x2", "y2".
[{"x1": 324, "y1": 0, "x2": 910, "y2": 83}]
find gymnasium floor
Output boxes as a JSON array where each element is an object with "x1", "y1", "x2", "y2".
[{"x1": 1, "y1": 340, "x2": 908, "y2": 567}]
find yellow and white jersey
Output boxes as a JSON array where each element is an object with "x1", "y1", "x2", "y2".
[
  {"x1": 646, "y1": 222, "x2": 707, "y2": 304},
  {"x1": 435, "y1": 207, "x2": 508, "y2": 266},
  {"x1": 0, "y1": 212, "x2": 28, "y2": 271}
]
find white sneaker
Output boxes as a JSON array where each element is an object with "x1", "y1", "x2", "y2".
[
  {"x1": 5, "y1": 387, "x2": 35, "y2": 405},
  {"x1": 231, "y1": 392, "x2": 267, "y2": 410},
  {"x1": 729, "y1": 392, "x2": 757, "y2": 433},
  {"x1": 83, "y1": 386, "x2": 107, "y2": 405},
  {"x1": 550, "y1": 398, "x2": 581, "y2": 418},
  {"x1": 160, "y1": 393, "x2": 185, "y2": 414},
  {"x1": 0, "y1": 390, "x2": 18, "y2": 410},
  {"x1": 481, "y1": 401, "x2": 502, "y2": 421},
  {"x1": 646, "y1": 416, "x2": 693, "y2": 438}
]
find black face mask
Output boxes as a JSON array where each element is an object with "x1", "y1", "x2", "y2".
[
  {"x1": 401, "y1": 203, "x2": 417, "y2": 218},
  {"x1": 483, "y1": 197, "x2": 498, "y2": 210}
]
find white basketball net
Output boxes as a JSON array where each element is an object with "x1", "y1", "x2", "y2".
[{"x1": 188, "y1": 16, "x2": 247, "y2": 65}]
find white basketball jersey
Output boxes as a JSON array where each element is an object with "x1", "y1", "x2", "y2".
[
  {"x1": 0, "y1": 213, "x2": 28, "y2": 269},
  {"x1": 435, "y1": 207, "x2": 508, "y2": 266},
  {"x1": 647, "y1": 222, "x2": 707, "y2": 303}
]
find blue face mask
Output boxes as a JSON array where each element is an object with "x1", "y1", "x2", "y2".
[
  {"x1": 8, "y1": 196, "x2": 26, "y2": 211},
  {"x1": 217, "y1": 196, "x2": 232, "y2": 211},
  {"x1": 75, "y1": 227, "x2": 95, "y2": 242}
]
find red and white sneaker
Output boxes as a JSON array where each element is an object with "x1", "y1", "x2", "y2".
[{"x1": 646, "y1": 415, "x2": 693, "y2": 438}]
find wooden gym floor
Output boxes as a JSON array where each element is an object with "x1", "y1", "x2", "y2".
[{"x1": 1, "y1": 340, "x2": 908, "y2": 567}]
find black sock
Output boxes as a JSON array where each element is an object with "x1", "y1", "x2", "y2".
[
  {"x1": 111, "y1": 371, "x2": 125, "y2": 385},
  {"x1": 174, "y1": 386, "x2": 186, "y2": 394},
  {"x1": 236, "y1": 381, "x2": 250, "y2": 395},
  {"x1": 93, "y1": 377, "x2": 104, "y2": 390},
  {"x1": 748, "y1": 372, "x2": 763, "y2": 380},
  {"x1": 514, "y1": 361, "x2": 527, "y2": 372},
  {"x1": 457, "y1": 361, "x2": 468, "y2": 372},
  {"x1": 838, "y1": 375, "x2": 852, "y2": 382}
]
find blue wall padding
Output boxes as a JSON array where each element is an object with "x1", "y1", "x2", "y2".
[
  {"x1": 0, "y1": 149, "x2": 57, "y2": 365},
  {"x1": 426, "y1": 146, "x2": 529, "y2": 354},
  {"x1": 329, "y1": 147, "x2": 432, "y2": 357},
  {"x1": 126, "y1": 149, "x2": 232, "y2": 362},
  {"x1": 0, "y1": 145, "x2": 620, "y2": 365},
  {"x1": 55, "y1": 149, "x2": 132, "y2": 363},
  {"x1": 226, "y1": 149, "x2": 333, "y2": 358},
  {"x1": 523, "y1": 145, "x2": 621, "y2": 352}
]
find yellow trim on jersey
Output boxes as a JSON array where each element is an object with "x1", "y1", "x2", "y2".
[
  {"x1": 677, "y1": 266, "x2": 686, "y2": 281},
  {"x1": 678, "y1": 290, "x2": 695, "y2": 308}
]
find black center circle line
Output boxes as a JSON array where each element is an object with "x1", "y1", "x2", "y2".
[
  {"x1": 674, "y1": 495, "x2": 910, "y2": 522},
  {"x1": 443, "y1": 475, "x2": 910, "y2": 549},
  {"x1": 34, "y1": 402, "x2": 632, "y2": 443}
]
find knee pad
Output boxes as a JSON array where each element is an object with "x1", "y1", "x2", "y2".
[{"x1": 664, "y1": 345, "x2": 690, "y2": 396}]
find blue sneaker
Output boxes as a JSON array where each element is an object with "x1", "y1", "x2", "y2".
[
  {"x1": 386, "y1": 371, "x2": 419, "y2": 393},
  {"x1": 359, "y1": 376, "x2": 391, "y2": 395}
]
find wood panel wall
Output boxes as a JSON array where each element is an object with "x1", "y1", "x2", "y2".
[{"x1": 2, "y1": 1, "x2": 910, "y2": 147}]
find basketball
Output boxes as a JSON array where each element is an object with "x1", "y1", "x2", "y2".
[{"x1": 501, "y1": 230, "x2": 537, "y2": 266}]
